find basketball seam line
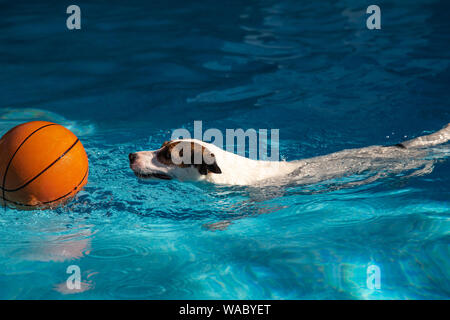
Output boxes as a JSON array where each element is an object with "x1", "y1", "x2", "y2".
[
  {"x1": 1, "y1": 138, "x2": 80, "y2": 192},
  {"x1": 0, "y1": 167, "x2": 88, "y2": 207},
  {"x1": 1, "y1": 123, "x2": 57, "y2": 202},
  {"x1": 42, "y1": 167, "x2": 89, "y2": 204}
]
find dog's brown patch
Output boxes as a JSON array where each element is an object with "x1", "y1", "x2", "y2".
[{"x1": 157, "y1": 141, "x2": 222, "y2": 175}]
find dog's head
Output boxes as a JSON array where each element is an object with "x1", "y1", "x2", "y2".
[{"x1": 129, "y1": 139, "x2": 222, "y2": 181}]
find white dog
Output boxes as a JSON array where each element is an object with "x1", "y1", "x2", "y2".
[{"x1": 129, "y1": 123, "x2": 450, "y2": 186}]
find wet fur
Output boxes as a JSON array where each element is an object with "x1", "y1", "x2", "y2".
[{"x1": 129, "y1": 123, "x2": 450, "y2": 186}]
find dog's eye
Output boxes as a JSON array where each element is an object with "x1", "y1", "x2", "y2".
[
  {"x1": 164, "y1": 150, "x2": 171, "y2": 160},
  {"x1": 157, "y1": 148, "x2": 171, "y2": 161}
]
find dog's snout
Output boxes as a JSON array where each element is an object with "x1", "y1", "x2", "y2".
[{"x1": 129, "y1": 153, "x2": 138, "y2": 163}]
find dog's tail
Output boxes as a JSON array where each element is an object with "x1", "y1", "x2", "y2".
[{"x1": 396, "y1": 123, "x2": 450, "y2": 149}]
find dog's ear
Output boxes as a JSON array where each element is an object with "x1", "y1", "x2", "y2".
[
  {"x1": 190, "y1": 144, "x2": 222, "y2": 175},
  {"x1": 196, "y1": 161, "x2": 222, "y2": 175},
  {"x1": 196, "y1": 154, "x2": 222, "y2": 175},
  {"x1": 207, "y1": 156, "x2": 222, "y2": 174},
  {"x1": 170, "y1": 141, "x2": 222, "y2": 175}
]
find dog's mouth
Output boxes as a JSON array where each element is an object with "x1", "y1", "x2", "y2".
[{"x1": 134, "y1": 172, "x2": 172, "y2": 180}]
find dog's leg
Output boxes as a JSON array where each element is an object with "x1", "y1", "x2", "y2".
[{"x1": 395, "y1": 123, "x2": 450, "y2": 149}]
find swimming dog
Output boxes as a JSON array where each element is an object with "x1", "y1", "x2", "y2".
[{"x1": 129, "y1": 123, "x2": 450, "y2": 186}]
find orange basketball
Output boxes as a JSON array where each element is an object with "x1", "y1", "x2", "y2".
[{"x1": 0, "y1": 121, "x2": 89, "y2": 210}]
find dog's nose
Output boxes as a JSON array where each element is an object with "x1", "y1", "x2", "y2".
[{"x1": 129, "y1": 153, "x2": 137, "y2": 163}]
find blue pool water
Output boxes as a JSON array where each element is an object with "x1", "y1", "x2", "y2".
[{"x1": 0, "y1": 0, "x2": 449, "y2": 299}]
